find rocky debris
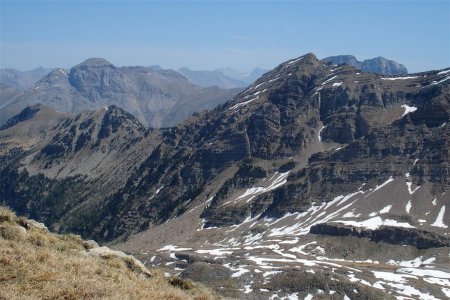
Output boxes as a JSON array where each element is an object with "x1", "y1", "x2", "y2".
[
  {"x1": 310, "y1": 223, "x2": 450, "y2": 249},
  {"x1": 20, "y1": 219, "x2": 48, "y2": 231},
  {"x1": 322, "y1": 55, "x2": 408, "y2": 75}
]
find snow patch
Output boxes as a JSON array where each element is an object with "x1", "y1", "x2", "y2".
[
  {"x1": 431, "y1": 206, "x2": 448, "y2": 228},
  {"x1": 380, "y1": 205, "x2": 393, "y2": 214},
  {"x1": 365, "y1": 176, "x2": 394, "y2": 198},
  {"x1": 381, "y1": 76, "x2": 419, "y2": 80},
  {"x1": 333, "y1": 216, "x2": 415, "y2": 230},
  {"x1": 318, "y1": 125, "x2": 327, "y2": 141},
  {"x1": 158, "y1": 245, "x2": 192, "y2": 252},
  {"x1": 406, "y1": 182, "x2": 420, "y2": 194},
  {"x1": 322, "y1": 75, "x2": 337, "y2": 85},
  {"x1": 430, "y1": 75, "x2": 450, "y2": 86},
  {"x1": 287, "y1": 56, "x2": 304, "y2": 65},
  {"x1": 229, "y1": 96, "x2": 259, "y2": 110},
  {"x1": 230, "y1": 171, "x2": 290, "y2": 204},
  {"x1": 406, "y1": 200, "x2": 412, "y2": 214},
  {"x1": 401, "y1": 104, "x2": 417, "y2": 117}
]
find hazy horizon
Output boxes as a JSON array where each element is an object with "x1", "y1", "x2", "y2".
[{"x1": 1, "y1": 1, "x2": 449, "y2": 73}]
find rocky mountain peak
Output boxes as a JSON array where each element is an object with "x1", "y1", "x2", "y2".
[
  {"x1": 75, "y1": 58, "x2": 114, "y2": 68},
  {"x1": 36, "y1": 68, "x2": 68, "y2": 85}
]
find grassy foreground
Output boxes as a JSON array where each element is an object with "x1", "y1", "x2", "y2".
[{"x1": 0, "y1": 207, "x2": 217, "y2": 300}]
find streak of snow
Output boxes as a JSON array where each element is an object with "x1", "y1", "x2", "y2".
[
  {"x1": 406, "y1": 200, "x2": 412, "y2": 214},
  {"x1": 430, "y1": 75, "x2": 450, "y2": 86},
  {"x1": 398, "y1": 267, "x2": 450, "y2": 279},
  {"x1": 386, "y1": 282, "x2": 438, "y2": 299},
  {"x1": 364, "y1": 176, "x2": 394, "y2": 198},
  {"x1": 424, "y1": 277, "x2": 450, "y2": 287},
  {"x1": 380, "y1": 205, "x2": 393, "y2": 214},
  {"x1": 263, "y1": 270, "x2": 281, "y2": 277},
  {"x1": 158, "y1": 245, "x2": 192, "y2": 252},
  {"x1": 188, "y1": 196, "x2": 213, "y2": 213},
  {"x1": 387, "y1": 256, "x2": 430, "y2": 268},
  {"x1": 231, "y1": 268, "x2": 250, "y2": 277},
  {"x1": 243, "y1": 285, "x2": 253, "y2": 293},
  {"x1": 401, "y1": 104, "x2": 418, "y2": 117},
  {"x1": 318, "y1": 125, "x2": 327, "y2": 141},
  {"x1": 322, "y1": 75, "x2": 337, "y2": 85},
  {"x1": 333, "y1": 216, "x2": 415, "y2": 230},
  {"x1": 332, "y1": 82, "x2": 343, "y2": 87},
  {"x1": 287, "y1": 56, "x2": 304, "y2": 65},
  {"x1": 437, "y1": 69, "x2": 450, "y2": 75},
  {"x1": 406, "y1": 182, "x2": 420, "y2": 194},
  {"x1": 431, "y1": 206, "x2": 448, "y2": 228},
  {"x1": 229, "y1": 96, "x2": 259, "y2": 110},
  {"x1": 381, "y1": 76, "x2": 419, "y2": 80},
  {"x1": 230, "y1": 171, "x2": 290, "y2": 204},
  {"x1": 372, "y1": 271, "x2": 417, "y2": 283},
  {"x1": 196, "y1": 248, "x2": 236, "y2": 256}
]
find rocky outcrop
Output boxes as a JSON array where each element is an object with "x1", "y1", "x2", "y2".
[
  {"x1": 310, "y1": 223, "x2": 450, "y2": 249},
  {"x1": 0, "y1": 105, "x2": 41, "y2": 130}
]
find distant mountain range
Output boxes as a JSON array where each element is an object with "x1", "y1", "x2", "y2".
[
  {"x1": 0, "y1": 58, "x2": 243, "y2": 127},
  {"x1": 0, "y1": 67, "x2": 51, "y2": 91},
  {"x1": 0, "y1": 67, "x2": 52, "y2": 108},
  {"x1": 322, "y1": 55, "x2": 408, "y2": 75},
  {"x1": 173, "y1": 66, "x2": 268, "y2": 89}
]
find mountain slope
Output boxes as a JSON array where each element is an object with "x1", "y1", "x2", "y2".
[
  {"x1": 0, "y1": 53, "x2": 449, "y2": 299},
  {"x1": 0, "y1": 67, "x2": 51, "y2": 91},
  {"x1": 323, "y1": 55, "x2": 408, "y2": 75},
  {"x1": 0, "y1": 58, "x2": 242, "y2": 127},
  {"x1": 0, "y1": 206, "x2": 215, "y2": 300}
]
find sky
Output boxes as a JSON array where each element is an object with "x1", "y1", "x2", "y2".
[{"x1": 1, "y1": 0, "x2": 449, "y2": 73}]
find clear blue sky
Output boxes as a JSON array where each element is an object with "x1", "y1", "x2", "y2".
[{"x1": 1, "y1": 0, "x2": 449, "y2": 73}]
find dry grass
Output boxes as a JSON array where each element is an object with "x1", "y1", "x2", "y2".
[{"x1": 0, "y1": 207, "x2": 217, "y2": 300}]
